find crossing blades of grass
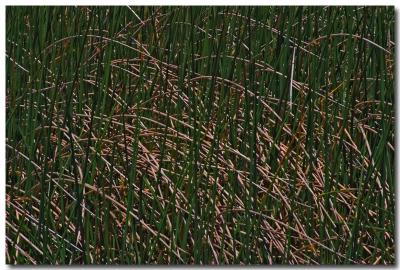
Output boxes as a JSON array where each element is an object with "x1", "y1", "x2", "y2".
[{"x1": 6, "y1": 6, "x2": 394, "y2": 265}]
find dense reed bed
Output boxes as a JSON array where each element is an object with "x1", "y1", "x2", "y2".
[{"x1": 6, "y1": 6, "x2": 394, "y2": 264}]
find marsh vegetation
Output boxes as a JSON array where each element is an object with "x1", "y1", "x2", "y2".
[{"x1": 6, "y1": 6, "x2": 395, "y2": 264}]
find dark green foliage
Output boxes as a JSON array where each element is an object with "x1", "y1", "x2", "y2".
[{"x1": 6, "y1": 6, "x2": 394, "y2": 264}]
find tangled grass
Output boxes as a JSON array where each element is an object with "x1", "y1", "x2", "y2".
[{"x1": 6, "y1": 6, "x2": 395, "y2": 264}]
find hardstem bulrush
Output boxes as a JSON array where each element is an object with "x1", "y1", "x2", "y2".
[{"x1": 6, "y1": 6, "x2": 394, "y2": 265}]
